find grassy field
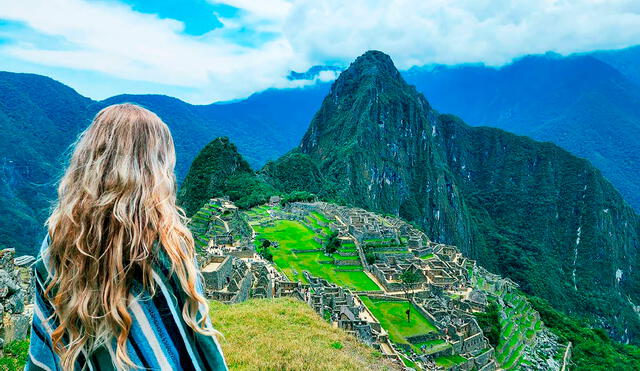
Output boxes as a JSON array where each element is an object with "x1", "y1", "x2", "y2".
[
  {"x1": 435, "y1": 354, "x2": 467, "y2": 368},
  {"x1": 413, "y1": 339, "x2": 451, "y2": 354},
  {"x1": 359, "y1": 296, "x2": 438, "y2": 344},
  {"x1": 253, "y1": 219, "x2": 380, "y2": 291},
  {"x1": 210, "y1": 298, "x2": 400, "y2": 371}
]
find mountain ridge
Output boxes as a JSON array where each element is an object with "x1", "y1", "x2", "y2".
[
  {"x1": 0, "y1": 74, "x2": 321, "y2": 255},
  {"x1": 403, "y1": 51, "x2": 640, "y2": 212}
]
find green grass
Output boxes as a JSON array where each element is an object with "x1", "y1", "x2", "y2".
[
  {"x1": 210, "y1": 298, "x2": 400, "y2": 370},
  {"x1": 419, "y1": 254, "x2": 434, "y2": 260},
  {"x1": 435, "y1": 354, "x2": 467, "y2": 368},
  {"x1": 0, "y1": 339, "x2": 29, "y2": 369},
  {"x1": 413, "y1": 339, "x2": 451, "y2": 354},
  {"x1": 253, "y1": 220, "x2": 380, "y2": 291},
  {"x1": 332, "y1": 254, "x2": 361, "y2": 261},
  {"x1": 360, "y1": 296, "x2": 437, "y2": 345}
]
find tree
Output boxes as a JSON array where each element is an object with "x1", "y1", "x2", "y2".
[
  {"x1": 365, "y1": 253, "x2": 377, "y2": 265},
  {"x1": 261, "y1": 248, "x2": 273, "y2": 262},
  {"x1": 324, "y1": 231, "x2": 341, "y2": 254},
  {"x1": 473, "y1": 301, "x2": 501, "y2": 347},
  {"x1": 399, "y1": 268, "x2": 421, "y2": 300}
]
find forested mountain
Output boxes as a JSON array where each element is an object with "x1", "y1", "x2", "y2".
[
  {"x1": 2, "y1": 45, "x2": 640, "y2": 313},
  {"x1": 0, "y1": 74, "x2": 323, "y2": 255},
  {"x1": 269, "y1": 50, "x2": 640, "y2": 343},
  {"x1": 403, "y1": 50, "x2": 640, "y2": 212},
  {"x1": 177, "y1": 137, "x2": 278, "y2": 216},
  {"x1": 0, "y1": 72, "x2": 92, "y2": 256},
  {"x1": 591, "y1": 45, "x2": 640, "y2": 86}
]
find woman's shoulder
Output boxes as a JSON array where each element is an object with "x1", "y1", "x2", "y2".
[{"x1": 32, "y1": 235, "x2": 53, "y2": 284}]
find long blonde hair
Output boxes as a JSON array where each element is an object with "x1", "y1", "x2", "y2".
[{"x1": 46, "y1": 103, "x2": 212, "y2": 369}]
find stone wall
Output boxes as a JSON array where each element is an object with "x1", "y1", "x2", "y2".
[
  {"x1": 478, "y1": 360, "x2": 497, "y2": 371},
  {"x1": 334, "y1": 259, "x2": 361, "y2": 266},
  {"x1": 412, "y1": 300, "x2": 443, "y2": 332},
  {"x1": 473, "y1": 348, "x2": 494, "y2": 368},
  {"x1": 406, "y1": 333, "x2": 439, "y2": 344},
  {"x1": 202, "y1": 256, "x2": 232, "y2": 290},
  {"x1": 231, "y1": 272, "x2": 253, "y2": 303},
  {"x1": 0, "y1": 249, "x2": 32, "y2": 347}
]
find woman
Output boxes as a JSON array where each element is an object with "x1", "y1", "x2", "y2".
[{"x1": 27, "y1": 104, "x2": 227, "y2": 370}]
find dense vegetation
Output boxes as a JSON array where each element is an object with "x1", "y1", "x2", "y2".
[
  {"x1": 528, "y1": 296, "x2": 640, "y2": 370},
  {"x1": 177, "y1": 137, "x2": 278, "y2": 215},
  {"x1": 473, "y1": 301, "x2": 501, "y2": 347},
  {"x1": 0, "y1": 339, "x2": 29, "y2": 369},
  {"x1": 403, "y1": 50, "x2": 640, "y2": 212},
  {"x1": 0, "y1": 72, "x2": 92, "y2": 256}
]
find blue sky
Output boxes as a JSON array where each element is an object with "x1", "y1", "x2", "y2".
[{"x1": 1, "y1": 0, "x2": 640, "y2": 104}]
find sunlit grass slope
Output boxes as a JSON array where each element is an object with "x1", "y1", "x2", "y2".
[{"x1": 210, "y1": 298, "x2": 400, "y2": 371}]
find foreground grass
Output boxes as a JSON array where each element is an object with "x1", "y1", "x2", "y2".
[
  {"x1": 0, "y1": 340, "x2": 29, "y2": 370},
  {"x1": 210, "y1": 298, "x2": 400, "y2": 371}
]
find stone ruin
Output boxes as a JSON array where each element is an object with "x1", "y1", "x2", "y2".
[
  {"x1": 191, "y1": 200, "x2": 566, "y2": 370},
  {"x1": 0, "y1": 249, "x2": 34, "y2": 352},
  {"x1": 300, "y1": 272, "x2": 389, "y2": 349},
  {"x1": 200, "y1": 252, "x2": 285, "y2": 303}
]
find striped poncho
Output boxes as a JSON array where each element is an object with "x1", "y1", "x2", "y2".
[{"x1": 26, "y1": 237, "x2": 228, "y2": 371}]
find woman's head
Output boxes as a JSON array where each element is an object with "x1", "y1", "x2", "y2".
[{"x1": 47, "y1": 104, "x2": 211, "y2": 369}]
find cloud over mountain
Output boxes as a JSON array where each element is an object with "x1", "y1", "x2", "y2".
[{"x1": 1, "y1": 0, "x2": 640, "y2": 103}]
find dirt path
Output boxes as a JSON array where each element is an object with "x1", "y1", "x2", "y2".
[{"x1": 215, "y1": 215, "x2": 230, "y2": 233}]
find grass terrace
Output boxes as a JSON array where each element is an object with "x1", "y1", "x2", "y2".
[
  {"x1": 435, "y1": 354, "x2": 467, "y2": 368},
  {"x1": 253, "y1": 219, "x2": 380, "y2": 291},
  {"x1": 189, "y1": 201, "x2": 228, "y2": 251},
  {"x1": 305, "y1": 211, "x2": 332, "y2": 235},
  {"x1": 359, "y1": 296, "x2": 437, "y2": 345},
  {"x1": 495, "y1": 292, "x2": 541, "y2": 368}
]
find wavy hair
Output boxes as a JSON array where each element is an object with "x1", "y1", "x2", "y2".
[{"x1": 46, "y1": 103, "x2": 213, "y2": 369}]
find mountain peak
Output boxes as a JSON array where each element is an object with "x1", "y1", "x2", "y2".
[
  {"x1": 323, "y1": 49, "x2": 422, "y2": 106},
  {"x1": 340, "y1": 50, "x2": 403, "y2": 83},
  {"x1": 300, "y1": 50, "x2": 431, "y2": 156}
]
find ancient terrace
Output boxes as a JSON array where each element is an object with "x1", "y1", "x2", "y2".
[{"x1": 188, "y1": 198, "x2": 569, "y2": 370}]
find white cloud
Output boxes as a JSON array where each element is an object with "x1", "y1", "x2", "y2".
[
  {"x1": 1, "y1": 0, "x2": 640, "y2": 103},
  {"x1": 0, "y1": 0, "x2": 300, "y2": 103},
  {"x1": 284, "y1": 0, "x2": 640, "y2": 68}
]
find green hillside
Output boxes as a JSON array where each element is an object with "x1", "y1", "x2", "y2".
[{"x1": 210, "y1": 298, "x2": 399, "y2": 371}]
